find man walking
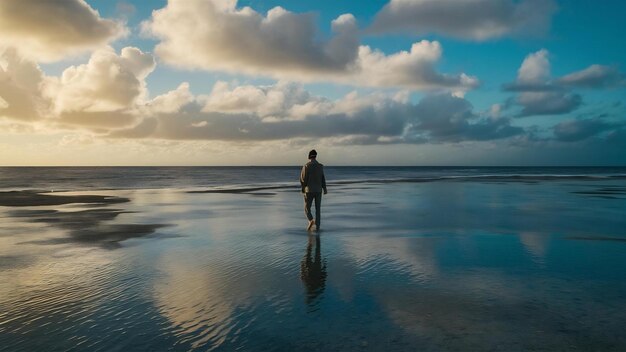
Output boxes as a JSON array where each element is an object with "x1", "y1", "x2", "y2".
[{"x1": 300, "y1": 149, "x2": 327, "y2": 231}]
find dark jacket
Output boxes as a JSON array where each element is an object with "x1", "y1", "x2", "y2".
[{"x1": 300, "y1": 159, "x2": 327, "y2": 193}]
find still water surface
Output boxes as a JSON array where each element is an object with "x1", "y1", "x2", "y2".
[{"x1": 1, "y1": 167, "x2": 626, "y2": 350}]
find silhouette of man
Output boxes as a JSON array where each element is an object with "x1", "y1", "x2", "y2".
[{"x1": 300, "y1": 149, "x2": 327, "y2": 231}]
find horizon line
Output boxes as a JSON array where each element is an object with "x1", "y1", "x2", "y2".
[{"x1": 1, "y1": 165, "x2": 625, "y2": 168}]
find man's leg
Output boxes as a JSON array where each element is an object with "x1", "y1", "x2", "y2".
[
  {"x1": 314, "y1": 192, "x2": 322, "y2": 230},
  {"x1": 304, "y1": 193, "x2": 314, "y2": 222}
]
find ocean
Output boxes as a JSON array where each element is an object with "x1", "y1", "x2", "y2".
[
  {"x1": 1, "y1": 166, "x2": 626, "y2": 351},
  {"x1": 1, "y1": 166, "x2": 626, "y2": 191}
]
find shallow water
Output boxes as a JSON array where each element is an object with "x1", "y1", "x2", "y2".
[{"x1": 1, "y1": 172, "x2": 626, "y2": 351}]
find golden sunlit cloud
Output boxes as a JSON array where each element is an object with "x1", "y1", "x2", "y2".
[{"x1": 0, "y1": 0, "x2": 126, "y2": 62}]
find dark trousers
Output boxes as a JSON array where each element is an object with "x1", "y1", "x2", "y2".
[{"x1": 304, "y1": 192, "x2": 322, "y2": 227}]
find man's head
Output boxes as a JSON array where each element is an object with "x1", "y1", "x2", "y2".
[{"x1": 308, "y1": 149, "x2": 317, "y2": 159}]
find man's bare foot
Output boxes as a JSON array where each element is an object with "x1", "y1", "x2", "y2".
[{"x1": 307, "y1": 220, "x2": 315, "y2": 231}]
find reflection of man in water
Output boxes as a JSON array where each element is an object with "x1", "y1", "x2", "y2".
[
  {"x1": 300, "y1": 149, "x2": 327, "y2": 231},
  {"x1": 300, "y1": 235, "x2": 327, "y2": 306}
]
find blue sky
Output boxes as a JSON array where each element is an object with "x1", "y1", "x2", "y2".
[{"x1": 0, "y1": 0, "x2": 625, "y2": 165}]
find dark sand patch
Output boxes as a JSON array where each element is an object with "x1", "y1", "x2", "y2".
[
  {"x1": 0, "y1": 255, "x2": 33, "y2": 270},
  {"x1": 0, "y1": 190, "x2": 129, "y2": 207},
  {"x1": 571, "y1": 194, "x2": 619, "y2": 199},
  {"x1": 332, "y1": 201, "x2": 381, "y2": 206},
  {"x1": 21, "y1": 224, "x2": 171, "y2": 249},
  {"x1": 9, "y1": 208, "x2": 132, "y2": 225},
  {"x1": 572, "y1": 187, "x2": 626, "y2": 195},
  {"x1": 9, "y1": 202, "x2": 172, "y2": 249},
  {"x1": 188, "y1": 185, "x2": 295, "y2": 194},
  {"x1": 571, "y1": 187, "x2": 626, "y2": 199},
  {"x1": 565, "y1": 236, "x2": 626, "y2": 243},
  {"x1": 334, "y1": 186, "x2": 379, "y2": 191}
]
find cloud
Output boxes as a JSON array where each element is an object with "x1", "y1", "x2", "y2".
[
  {"x1": 505, "y1": 51, "x2": 626, "y2": 92},
  {"x1": 201, "y1": 81, "x2": 327, "y2": 119},
  {"x1": 59, "y1": 133, "x2": 95, "y2": 146},
  {"x1": 142, "y1": 0, "x2": 476, "y2": 91},
  {"x1": 57, "y1": 110, "x2": 139, "y2": 130},
  {"x1": 353, "y1": 41, "x2": 479, "y2": 91},
  {"x1": 148, "y1": 82, "x2": 194, "y2": 114},
  {"x1": 114, "y1": 89, "x2": 410, "y2": 142},
  {"x1": 0, "y1": 0, "x2": 126, "y2": 61},
  {"x1": 553, "y1": 117, "x2": 624, "y2": 142},
  {"x1": 110, "y1": 82, "x2": 523, "y2": 144},
  {"x1": 503, "y1": 49, "x2": 558, "y2": 92},
  {"x1": 558, "y1": 65, "x2": 626, "y2": 89},
  {"x1": 516, "y1": 92, "x2": 581, "y2": 117},
  {"x1": 370, "y1": 0, "x2": 557, "y2": 40},
  {"x1": 42, "y1": 47, "x2": 155, "y2": 129},
  {"x1": 503, "y1": 50, "x2": 626, "y2": 117},
  {"x1": 0, "y1": 49, "x2": 49, "y2": 121},
  {"x1": 408, "y1": 94, "x2": 524, "y2": 142},
  {"x1": 1, "y1": 46, "x2": 154, "y2": 130},
  {"x1": 44, "y1": 47, "x2": 155, "y2": 114},
  {"x1": 143, "y1": 0, "x2": 359, "y2": 75},
  {"x1": 504, "y1": 50, "x2": 582, "y2": 116},
  {"x1": 109, "y1": 117, "x2": 159, "y2": 139},
  {"x1": 517, "y1": 49, "x2": 550, "y2": 84}
]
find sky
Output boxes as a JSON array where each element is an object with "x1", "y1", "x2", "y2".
[{"x1": 0, "y1": 0, "x2": 625, "y2": 166}]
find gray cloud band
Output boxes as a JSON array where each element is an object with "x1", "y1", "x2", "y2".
[
  {"x1": 369, "y1": 0, "x2": 557, "y2": 40},
  {"x1": 109, "y1": 93, "x2": 527, "y2": 144}
]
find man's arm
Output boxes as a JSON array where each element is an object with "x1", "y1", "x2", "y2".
[
  {"x1": 321, "y1": 166, "x2": 327, "y2": 194},
  {"x1": 300, "y1": 165, "x2": 308, "y2": 193}
]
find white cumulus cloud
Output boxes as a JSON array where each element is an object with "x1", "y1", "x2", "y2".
[
  {"x1": 201, "y1": 81, "x2": 329, "y2": 120},
  {"x1": 517, "y1": 49, "x2": 550, "y2": 84},
  {"x1": 148, "y1": 82, "x2": 194, "y2": 114},
  {"x1": 44, "y1": 47, "x2": 155, "y2": 114},
  {"x1": 353, "y1": 41, "x2": 479, "y2": 91},
  {"x1": 143, "y1": 0, "x2": 358, "y2": 75},
  {"x1": 142, "y1": 0, "x2": 476, "y2": 91},
  {"x1": 1, "y1": 47, "x2": 155, "y2": 129}
]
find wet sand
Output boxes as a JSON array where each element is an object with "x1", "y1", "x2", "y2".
[{"x1": 1, "y1": 180, "x2": 626, "y2": 351}]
